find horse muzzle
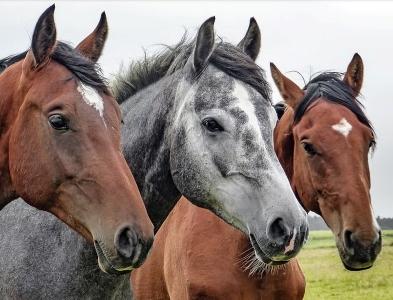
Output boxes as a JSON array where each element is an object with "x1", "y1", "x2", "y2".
[
  {"x1": 249, "y1": 220, "x2": 309, "y2": 265},
  {"x1": 94, "y1": 226, "x2": 154, "y2": 274},
  {"x1": 339, "y1": 229, "x2": 382, "y2": 271}
]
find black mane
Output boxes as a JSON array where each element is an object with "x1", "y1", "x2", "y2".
[
  {"x1": 0, "y1": 51, "x2": 28, "y2": 73},
  {"x1": 0, "y1": 42, "x2": 108, "y2": 93},
  {"x1": 294, "y1": 72, "x2": 375, "y2": 140},
  {"x1": 112, "y1": 36, "x2": 271, "y2": 104}
]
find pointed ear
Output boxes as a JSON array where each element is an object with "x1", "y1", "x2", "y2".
[
  {"x1": 270, "y1": 63, "x2": 304, "y2": 109},
  {"x1": 193, "y1": 16, "x2": 215, "y2": 73},
  {"x1": 76, "y1": 12, "x2": 108, "y2": 62},
  {"x1": 343, "y1": 53, "x2": 363, "y2": 96},
  {"x1": 31, "y1": 4, "x2": 56, "y2": 67},
  {"x1": 237, "y1": 17, "x2": 261, "y2": 61}
]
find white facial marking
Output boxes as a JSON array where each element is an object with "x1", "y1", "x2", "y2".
[
  {"x1": 77, "y1": 83, "x2": 105, "y2": 124},
  {"x1": 232, "y1": 80, "x2": 305, "y2": 216},
  {"x1": 332, "y1": 118, "x2": 352, "y2": 137},
  {"x1": 232, "y1": 80, "x2": 263, "y2": 146},
  {"x1": 269, "y1": 105, "x2": 278, "y2": 129},
  {"x1": 284, "y1": 228, "x2": 297, "y2": 254}
]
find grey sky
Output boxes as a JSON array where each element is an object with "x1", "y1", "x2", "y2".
[{"x1": 1, "y1": 1, "x2": 392, "y2": 217}]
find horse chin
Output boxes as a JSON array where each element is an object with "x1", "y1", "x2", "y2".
[
  {"x1": 339, "y1": 253, "x2": 374, "y2": 271},
  {"x1": 342, "y1": 261, "x2": 373, "y2": 271},
  {"x1": 94, "y1": 240, "x2": 134, "y2": 275},
  {"x1": 249, "y1": 234, "x2": 289, "y2": 266},
  {"x1": 337, "y1": 244, "x2": 374, "y2": 271}
]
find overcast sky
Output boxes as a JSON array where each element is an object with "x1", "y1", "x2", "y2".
[{"x1": 1, "y1": 1, "x2": 392, "y2": 217}]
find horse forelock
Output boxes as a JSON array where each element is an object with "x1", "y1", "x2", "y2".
[{"x1": 294, "y1": 72, "x2": 375, "y2": 146}]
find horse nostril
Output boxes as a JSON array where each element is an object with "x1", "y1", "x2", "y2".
[
  {"x1": 115, "y1": 226, "x2": 136, "y2": 259},
  {"x1": 267, "y1": 217, "x2": 290, "y2": 246},
  {"x1": 344, "y1": 230, "x2": 354, "y2": 252}
]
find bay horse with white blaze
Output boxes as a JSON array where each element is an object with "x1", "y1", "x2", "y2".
[
  {"x1": 131, "y1": 22, "x2": 381, "y2": 300},
  {"x1": 271, "y1": 54, "x2": 381, "y2": 270},
  {"x1": 0, "y1": 5, "x2": 153, "y2": 274}
]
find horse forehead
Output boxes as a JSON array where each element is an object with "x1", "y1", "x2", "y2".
[
  {"x1": 298, "y1": 102, "x2": 369, "y2": 146},
  {"x1": 195, "y1": 71, "x2": 271, "y2": 132},
  {"x1": 195, "y1": 69, "x2": 268, "y2": 115},
  {"x1": 326, "y1": 105, "x2": 364, "y2": 138},
  {"x1": 194, "y1": 69, "x2": 236, "y2": 111},
  {"x1": 231, "y1": 80, "x2": 264, "y2": 137},
  {"x1": 332, "y1": 118, "x2": 352, "y2": 137},
  {"x1": 77, "y1": 83, "x2": 105, "y2": 121}
]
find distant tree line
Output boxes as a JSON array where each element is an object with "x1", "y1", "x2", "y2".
[
  {"x1": 377, "y1": 217, "x2": 393, "y2": 230},
  {"x1": 308, "y1": 215, "x2": 393, "y2": 231},
  {"x1": 308, "y1": 215, "x2": 329, "y2": 231}
]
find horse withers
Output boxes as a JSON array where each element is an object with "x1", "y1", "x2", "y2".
[{"x1": 0, "y1": 6, "x2": 153, "y2": 274}]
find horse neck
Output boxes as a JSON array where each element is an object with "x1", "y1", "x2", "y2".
[
  {"x1": 0, "y1": 63, "x2": 24, "y2": 206},
  {"x1": 121, "y1": 75, "x2": 182, "y2": 232},
  {"x1": 0, "y1": 64, "x2": 24, "y2": 132}
]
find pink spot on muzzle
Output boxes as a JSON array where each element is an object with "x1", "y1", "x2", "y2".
[{"x1": 284, "y1": 228, "x2": 297, "y2": 254}]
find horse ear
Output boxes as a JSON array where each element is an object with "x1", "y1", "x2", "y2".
[
  {"x1": 238, "y1": 17, "x2": 261, "y2": 61},
  {"x1": 343, "y1": 53, "x2": 363, "y2": 97},
  {"x1": 270, "y1": 62, "x2": 304, "y2": 109},
  {"x1": 76, "y1": 12, "x2": 108, "y2": 62},
  {"x1": 31, "y1": 4, "x2": 57, "y2": 67},
  {"x1": 193, "y1": 16, "x2": 215, "y2": 73}
]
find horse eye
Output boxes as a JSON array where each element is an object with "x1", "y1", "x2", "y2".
[
  {"x1": 301, "y1": 141, "x2": 318, "y2": 156},
  {"x1": 48, "y1": 114, "x2": 69, "y2": 131},
  {"x1": 202, "y1": 118, "x2": 224, "y2": 133}
]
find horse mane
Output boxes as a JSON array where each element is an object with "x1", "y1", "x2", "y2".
[
  {"x1": 111, "y1": 35, "x2": 271, "y2": 104},
  {"x1": 0, "y1": 51, "x2": 28, "y2": 73},
  {"x1": 294, "y1": 72, "x2": 375, "y2": 145},
  {"x1": 0, "y1": 42, "x2": 108, "y2": 93}
]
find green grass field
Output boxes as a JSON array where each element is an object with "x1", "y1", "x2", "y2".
[{"x1": 298, "y1": 230, "x2": 393, "y2": 300}]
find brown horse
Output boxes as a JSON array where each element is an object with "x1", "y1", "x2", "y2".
[
  {"x1": 132, "y1": 197, "x2": 305, "y2": 300},
  {"x1": 271, "y1": 55, "x2": 381, "y2": 270},
  {"x1": 131, "y1": 25, "x2": 381, "y2": 299},
  {"x1": 0, "y1": 5, "x2": 153, "y2": 274}
]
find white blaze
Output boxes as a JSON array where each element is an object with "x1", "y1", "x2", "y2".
[
  {"x1": 332, "y1": 118, "x2": 352, "y2": 137},
  {"x1": 232, "y1": 80, "x2": 263, "y2": 146},
  {"x1": 77, "y1": 83, "x2": 105, "y2": 120}
]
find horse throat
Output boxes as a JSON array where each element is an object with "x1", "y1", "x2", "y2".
[{"x1": 120, "y1": 78, "x2": 182, "y2": 232}]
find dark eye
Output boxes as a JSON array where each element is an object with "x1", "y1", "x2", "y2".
[
  {"x1": 301, "y1": 141, "x2": 318, "y2": 156},
  {"x1": 48, "y1": 114, "x2": 69, "y2": 131},
  {"x1": 202, "y1": 118, "x2": 224, "y2": 133}
]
